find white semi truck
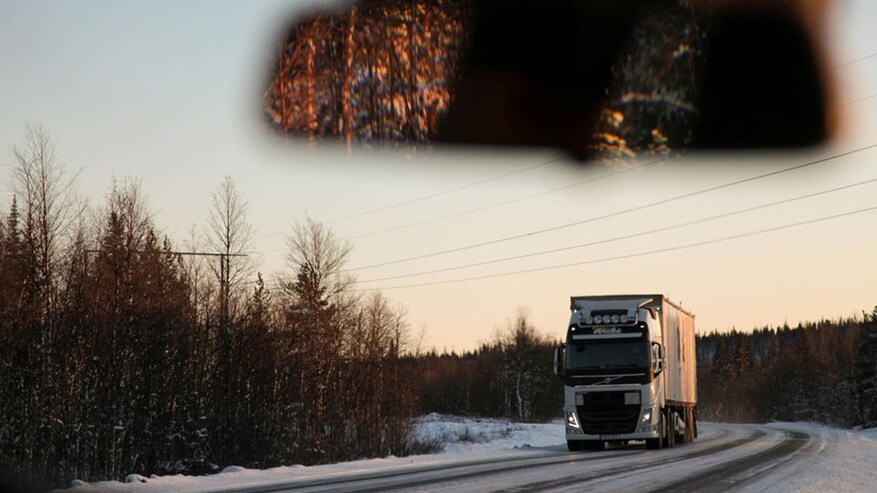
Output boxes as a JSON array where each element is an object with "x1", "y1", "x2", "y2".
[{"x1": 553, "y1": 294, "x2": 697, "y2": 451}]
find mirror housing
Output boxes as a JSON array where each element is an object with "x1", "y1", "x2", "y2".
[
  {"x1": 553, "y1": 345, "x2": 565, "y2": 379},
  {"x1": 652, "y1": 342, "x2": 666, "y2": 375},
  {"x1": 265, "y1": 0, "x2": 834, "y2": 158}
]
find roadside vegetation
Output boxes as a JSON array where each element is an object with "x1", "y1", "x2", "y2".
[
  {"x1": 408, "y1": 311, "x2": 563, "y2": 423},
  {"x1": 697, "y1": 311, "x2": 877, "y2": 428},
  {"x1": 0, "y1": 125, "x2": 423, "y2": 489}
]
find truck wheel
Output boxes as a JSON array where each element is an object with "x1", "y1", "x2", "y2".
[
  {"x1": 682, "y1": 408, "x2": 694, "y2": 444},
  {"x1": 567, "y1": 440, "x2": 584, "y2": 452},
  {"x1": 662, "y1": 411, "x2": 675, "y2": 448},
  {"x1": 674, "y1": 410, "x2": 687, "y2": 445},
  {"x1": 645, "y1": 414, "x2": 664, "y2": 450},
  {"x1": 693, "y1": 410, "x2": 698, "y2": 439}
]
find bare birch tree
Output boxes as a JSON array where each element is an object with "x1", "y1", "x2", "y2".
[
  {"x1": 207, "y1": 176, "x2": 255, "y2": 325},
  {"x1": 10, "y1": 122, "x2": 80, "y2": 316},
  {"x1": 282, "y1": 216, "x2": 353, "y2": 300},
  {"x1": 494, "y1": 308, "x2": 553, "y2": 422}
]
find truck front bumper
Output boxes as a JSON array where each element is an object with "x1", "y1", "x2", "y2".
[{"x1": 565, "y1": 425, "x2": 659, "y2": 441}]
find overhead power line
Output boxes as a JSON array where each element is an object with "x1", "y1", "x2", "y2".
[
  {"x1": 327, "y1": 156, "x2": 567, "y2": 224},
  {"x1": 343, "y1": 143, "x2": 877, "y2": 273},
  {"x1": 253, "y1": 154, "x2": 679, "y2": 254},
  {"x1": 357, "y1": 176, "x2": 877, "y2": 283},
  {"x1": 348, "y1": 153, "x2": 679, "y2": 240},
  {"x1": 843, "y1": 93, "x2": 877, "y2": 107},
  {"x1": 356, "y1": 203, "x2": 877, "y2": 291},
  {"x1": 328, "y1": 157, "x2": 567, "y2": 224},
  {"x1": 833, "y1": 51, "x2": 877, "y2": 69},
  {"x1": 84, "y1": 249, "x2": 247, "y2": 258},
  {"x1": 253, "y1": 156, "x2": 565, "y2": 241}
]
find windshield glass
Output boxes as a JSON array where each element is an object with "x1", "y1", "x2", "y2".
[{"x1": 566, "y1": 341, "x2": 651, "y2": 370}]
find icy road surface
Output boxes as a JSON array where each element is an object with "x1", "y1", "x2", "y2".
[{"x1": 74, "y1": 416, "x2": 877, "y2": 492}]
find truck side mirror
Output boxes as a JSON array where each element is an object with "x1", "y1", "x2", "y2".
[
  {"x1": 554, "y1": 345, "x2": 565, "y2": 379},
  {"x1": 652, "y1": 342, "x2": 666, "y2": 375}
]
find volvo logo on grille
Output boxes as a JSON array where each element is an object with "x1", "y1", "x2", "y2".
[
  {"x1": 593, "y1": 327, "x2": 622, "y2": 334},
  {"x1": 592, "y1": 375, "x2": 624, "y2": 386}
]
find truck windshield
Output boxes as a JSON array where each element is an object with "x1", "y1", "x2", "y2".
[{"x1": 567, "y1": 341, "x2": 650, "y2": 370}]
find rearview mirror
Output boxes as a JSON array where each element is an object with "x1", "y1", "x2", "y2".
[
  {"x1": 652, "y1": 342, "x2": 666, "y2": 375},
  {"x1": 554, "y1": 345, "x2": 565, "y2": 379},
  {"x1": 264, "y1": 0, "x2": 834, "y2": 161}
]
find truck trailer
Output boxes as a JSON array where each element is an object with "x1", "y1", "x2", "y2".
[{"x1": 553, "y1": 294, "x2": 696, "y2": 451}]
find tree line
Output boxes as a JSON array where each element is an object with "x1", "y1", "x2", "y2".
[
  {"x1": 0, "y1": 125, "x2": 423, "y2": 489},
  {"x1": 697, "y1": 311, "x2": 877, "y2": 427},
  {"x1": 408, "y1": 311, "x2": 877, "y2": 431},
  {"x1": 410, "y1": 310, "x2": 563, "y2": 423}
]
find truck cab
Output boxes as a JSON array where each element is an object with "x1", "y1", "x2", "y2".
[{"x1": 554, "y1": 295, "x2": 696, "y2": 451}]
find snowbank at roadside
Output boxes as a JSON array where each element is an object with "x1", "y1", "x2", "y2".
[{"x1": 415, "y1": 412, "x2": 565, "y2": 453}]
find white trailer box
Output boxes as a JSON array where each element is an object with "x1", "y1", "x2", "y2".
[{"x1": 649, "y1": 296, "x2": 696, "y2": 407}]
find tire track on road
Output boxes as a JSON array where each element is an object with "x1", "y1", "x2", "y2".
[
  {"x1": 653, "y1": 430, "x2": 813, "y2": 493},
  {"x1": 493, "y1": 427, "x2": 766, "y2": 493},
  {"x1": 227, "y1": 428, "x2": 735, "y2": 493}
]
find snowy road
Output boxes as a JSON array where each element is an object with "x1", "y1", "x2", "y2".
[
  {"x1": 80, "y1": 419, "x2": 877, "y2": 492},
  {"x1": 215, "y1": 424, "x2": 822, "y2": 493}
]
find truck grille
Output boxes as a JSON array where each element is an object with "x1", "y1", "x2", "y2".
[{"x1": 577, "y1": 391, "x2": 639, "y2": 435}]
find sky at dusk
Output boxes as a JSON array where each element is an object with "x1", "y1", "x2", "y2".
[{"x1": 1, "y1": 0, "x2": 876, "y2": 352}]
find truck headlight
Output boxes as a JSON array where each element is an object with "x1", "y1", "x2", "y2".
[
  {"x1": 566, "y1": 411, "x2": 581, "y2": 429},
  {"x1": 640, "y1": 408, "x2": 652, "y2": 424}
]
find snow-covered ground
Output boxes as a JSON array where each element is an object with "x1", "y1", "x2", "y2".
[
  {"x1": 68, "y1": 416, "x2": 877, "y2": 492},
  {"x1": 749, "y1": 422, "x2": 877, "y2": 493},
  {"x1": 414, "y1": 412, "x2": 566, "y2": 453}
]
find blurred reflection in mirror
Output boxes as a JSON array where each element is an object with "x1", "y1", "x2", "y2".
[{"x1": 264, "y1": 0, "x2": 834, "y2": 162}]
